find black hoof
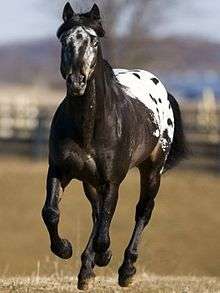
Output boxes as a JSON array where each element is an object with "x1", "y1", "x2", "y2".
[
  {"x1": 77, "y1": 272, "x2": 95, "y2": 291},
  {"x1": 95, "y1": 250, "x2": 112, "y2": 267},
  {"x1": 118, "y1": 265, "x2": 136, "y2": 287},
  {"x1": 118, "y1": 274, "x2": 134, "y2": 287},
  {"x1": 51, "y1": 239, "x2": 72, "y2": 259}
]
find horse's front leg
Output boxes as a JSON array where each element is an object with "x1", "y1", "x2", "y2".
[
  {"x1": 42, "y1": 165, "x2": 72, "y2": 259},
  {"x1": 93, "y1": 183, "x2": 119, "y2": 266},
  {"x1": 118, "y1": 161, "x2": 161, "y2": 287},
  {"x1": 78, "y1": 182, "x2": 100, "y2": 290}
]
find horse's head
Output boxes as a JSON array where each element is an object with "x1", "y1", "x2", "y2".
[{"x1": 57, "y1": 2, "x2": 105, "y2": 96}]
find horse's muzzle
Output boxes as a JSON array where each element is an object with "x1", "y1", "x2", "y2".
[{"x1": 67, "y1": 73, "x2": 86, "y2": 96}]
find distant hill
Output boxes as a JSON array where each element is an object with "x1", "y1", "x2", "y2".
[
  {"x1": 0, "y1": 39, "x2": 60, "y2": 87},
  {"x1": 0, "y1": 37, "x2": 220, "y2": 87}
]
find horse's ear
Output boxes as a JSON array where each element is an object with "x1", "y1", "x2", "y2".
[
  {"x1": 62, "y1": 2, "x2": 75, "y2": 22},
  {"x1": 89, "y1": 4, "x2": 101, "y2": 20}
]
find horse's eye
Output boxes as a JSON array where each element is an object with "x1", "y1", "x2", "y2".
[{"x1": 61, "y1": 39, "x2": 66, "y2": 47}]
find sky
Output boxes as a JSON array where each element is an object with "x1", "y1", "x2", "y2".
[
  {"x1": 152, "y1": 0, "x2": 220, "y2": 42},
  {"x1": 0, "y1": 0, "x2": 220, "y2": 45},
  {"x1": 0, "y1": 0, "x2": 57, "y2": 44}
]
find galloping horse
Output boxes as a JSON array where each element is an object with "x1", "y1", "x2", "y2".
[{"x1": 42, "y1": 3, "x2": 187, "y2": 290}]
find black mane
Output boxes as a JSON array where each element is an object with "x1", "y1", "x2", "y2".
[{"x1": 103, "y1": 60, "x2": 119, "y2": 83}]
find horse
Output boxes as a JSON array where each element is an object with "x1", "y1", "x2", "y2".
[{"x1": 42, "y1": 2, "x2": 187, "y2": 290}]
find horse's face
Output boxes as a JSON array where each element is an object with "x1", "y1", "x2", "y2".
[
  {"x1": 58, "y1": 2, "x2": 105, "y2": 96},
  {"x1": 60, "y1": 26, "x2": 99, "y2": 96}
]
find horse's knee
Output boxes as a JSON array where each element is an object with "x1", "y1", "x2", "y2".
[{"x1": 42, "y1": 206, "x2": 59, "y2": 226}]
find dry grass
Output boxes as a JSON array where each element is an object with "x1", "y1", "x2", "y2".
[
  {"x1": 0, "y1": 274, "x2": 220, "y2": 292},
  {"x1": 0, "y1": 156, "x2": 219, "y2": 286}
]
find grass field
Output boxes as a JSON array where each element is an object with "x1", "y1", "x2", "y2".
[
  {"x1": 0, "y1": 156, "x2": 219, "y2": 291},
  {"x1": 0, "y1": 274, "x2": 220, "y2": 292}
]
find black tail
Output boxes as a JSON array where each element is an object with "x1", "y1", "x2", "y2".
[{"x1": 164, "y1": 93, "x2": 188, "y2": 171}]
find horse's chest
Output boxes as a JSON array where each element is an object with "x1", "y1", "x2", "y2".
[{"x1": 52, "y1": 139, "x2": 98, "y2": 182}]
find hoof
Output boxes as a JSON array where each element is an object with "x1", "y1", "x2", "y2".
[
  {"x1": 51, "y1": 239, "x2": 72, "y2": 259},
  {"x1": 95, "y1": 250, "x2": 112, "y2": 267},
  {"x1": 118, "y1": 274, "x2": 134, "y2": 287},
  {"x1": 77, "y1": 272, "x2": 95, "y2": 291},
  {"x1": 118, "y1": 265, "x2": 136, "y2": 287}
]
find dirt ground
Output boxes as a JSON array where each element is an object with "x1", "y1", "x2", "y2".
[
  {"x1": 0, "y1": 274, "x2": 220, "y2": 292},
  {"x1": 0, "y1": 156, "x2": 219, "y2": 280}
]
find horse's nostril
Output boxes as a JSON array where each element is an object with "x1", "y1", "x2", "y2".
[
  {"x1": 81, "y1": 74, "x2": 86, "y2": 84},
  {"x1": 67, "y1": 75, "x2": 75, "y2": 84},
  {"x1": 67, "y1": 73, "x2": 86, "y2": 87}
]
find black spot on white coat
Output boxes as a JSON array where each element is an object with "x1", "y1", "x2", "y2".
[
  {"x1": 167, "y1": 118, "x2": 173, "y2": 126},
  {"x1": 149, "y1": 94, "x2": 158, "y2": 104},
  {"x1": 133, "y1": 73, "x2": 141, "y2": 79},
  {"x1": 151, "y1": 77, "x2": 159, "y2": 85}
]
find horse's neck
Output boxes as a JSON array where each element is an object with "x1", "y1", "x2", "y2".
[
  {"x1": 67, "y1": 47, "x2": 115, "y2": 150},
  {"x1": 93, "y1": 50, "x2": 110, "y2": 116},
  {"x1": 87, "y1": 52, "x2": 115, "y2": 148}
]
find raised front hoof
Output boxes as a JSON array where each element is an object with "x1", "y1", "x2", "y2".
[
  {"x1": 118, "y1": 266, "x2": 136, "y2": 287},
  {"x1": 95, "y1": 250, "x2": 112, "y2": 267},
  {"x1": 77, "y1": 272, "x2": 95, "y2": 291},
  {"x1": 51, "y1": 239, "x2": 72, "y2": 259}
]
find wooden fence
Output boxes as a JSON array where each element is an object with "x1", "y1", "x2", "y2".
[{"x1": 0, "y1": 93, "x2": 219, "y2": 171}]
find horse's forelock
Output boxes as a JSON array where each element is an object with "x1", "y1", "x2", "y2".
[{"x1": 57, "y1": 14, "x2": 105, "y2": 39}]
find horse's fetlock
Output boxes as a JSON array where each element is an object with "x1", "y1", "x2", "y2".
[
  {"x1": 94, "y1": 234, "x2": 110, "y2": 253},
  {"x1": 119, "y1": 262, "x2": 136, "y2": 277},
  {"x1": 79, "y1": 263, "x2": 95, "y2": 277},
  {"x1": 125, "y1": 249, "x2": 138, "y2": 263},
  {"x1": 81, "y1": 251, "x2": 93, "y2": 265}
]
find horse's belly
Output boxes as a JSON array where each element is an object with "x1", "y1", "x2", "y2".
[{"x1": 114, "y1": 68, "x2": 175, "y2": 154}]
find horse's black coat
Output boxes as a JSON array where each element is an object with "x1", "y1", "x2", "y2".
[
  {"x1": 42, "y1": 2, "x2": 187, "y2": 290},
  {"x1": 164, "y1": 93, "x2": 188, "y2": 171}
]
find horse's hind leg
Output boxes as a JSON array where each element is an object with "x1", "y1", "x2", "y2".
[
  {"x1": 118, "y1": 159, "x2": 161, "y2": 287},
  {"x1": 42, "y1": 165, "x2": 72, "y2": 259},
  {"x1": 78, "y1": 182, "x2": 100, "y2": 290}
]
